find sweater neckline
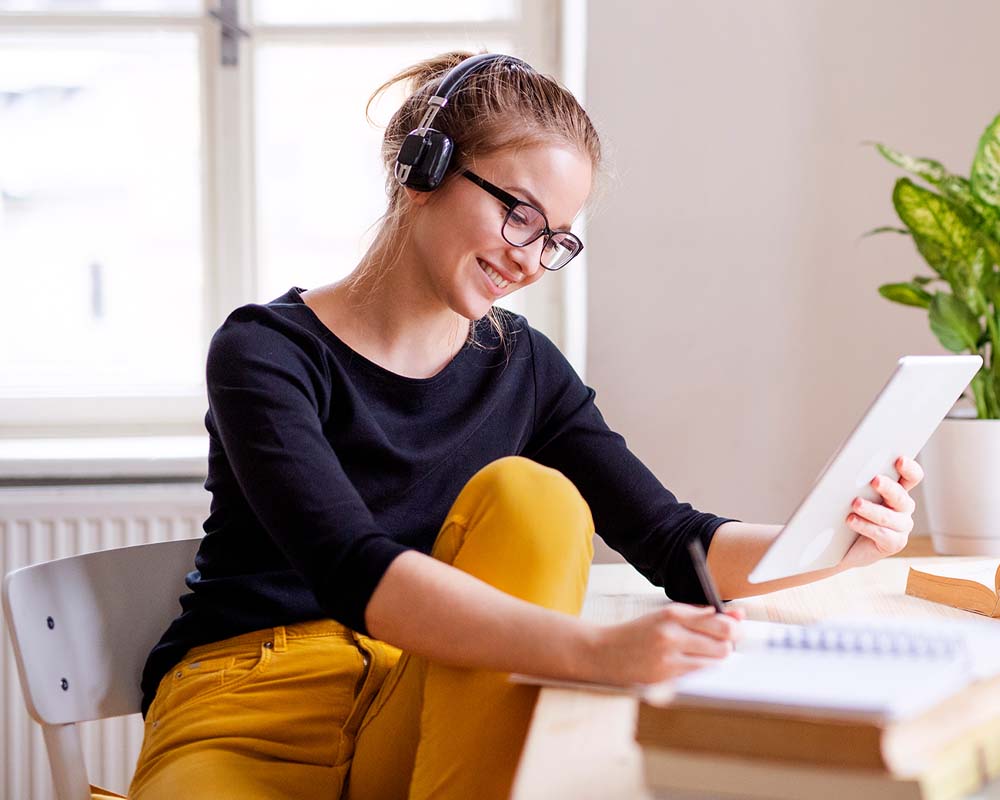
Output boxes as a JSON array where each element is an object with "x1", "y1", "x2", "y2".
[{"x1": 286, "y1": 286, "x2": 474, "y2": 386}]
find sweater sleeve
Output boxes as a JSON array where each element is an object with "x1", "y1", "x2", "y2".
[
  {"x1": 204, "y1": 313, "x2": 410, "y2": 635},
  {"x1": 522, "y1": 326, "x2": 738, "y2": 603}
]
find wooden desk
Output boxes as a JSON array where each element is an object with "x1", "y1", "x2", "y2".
[{"x1": 511, "y1": 540, "x2": 1000, "y2": 800}]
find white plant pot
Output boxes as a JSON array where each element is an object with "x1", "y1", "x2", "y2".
[{"x1": 918, "y1": 418, "x2": 1000, "y2": 555}]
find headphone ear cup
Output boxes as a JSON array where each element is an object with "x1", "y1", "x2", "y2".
[{"x1": 396, "y1": 129, "x2": 455, "y2": 192}]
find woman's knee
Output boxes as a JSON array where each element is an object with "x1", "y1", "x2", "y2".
[
  {"x1": 461, "y1": 456, "x2": 595, "y2": 557},
  {"x1": 432, "y1": 457, "x2": 594, "y2": 612}
]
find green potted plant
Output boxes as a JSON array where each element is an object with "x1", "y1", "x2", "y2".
[{"x1": 870, "y1": 113, "x2": 1000, "y2": 554}]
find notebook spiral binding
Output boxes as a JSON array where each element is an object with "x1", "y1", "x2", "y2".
[{"x1": 765, "y1": 625, "x2": 966, "y2": 660}]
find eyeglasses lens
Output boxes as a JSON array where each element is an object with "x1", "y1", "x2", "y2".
[
  {"x1": 502, "y1": 204, "x2": 545, "y2": 246},
  {"x1": 541, "y1": 233, "x2": 581, "y2": 270}
]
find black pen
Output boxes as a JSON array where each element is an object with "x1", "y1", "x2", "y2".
[{"x1": 687, "y1": 538, "x2": 726, "y2": 613}]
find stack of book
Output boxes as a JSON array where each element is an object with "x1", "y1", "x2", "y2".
[{"x1": 636, "y1": 620, "x2": 1000, "y2": 799}]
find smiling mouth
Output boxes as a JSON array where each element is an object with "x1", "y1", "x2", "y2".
[{"x1": 478, "y1": 259, "x2": 511, "y2": 290}]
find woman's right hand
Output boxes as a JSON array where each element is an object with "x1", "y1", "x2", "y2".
[{"x1": 586, "y1": 603, "x2": 744, "y2": 686}]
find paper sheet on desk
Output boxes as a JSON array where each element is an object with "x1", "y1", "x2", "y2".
[
  {"x1": 581, "y1": 593, "x2": 800, "y2": 647},
  {"x1": 580, "y1": 592, "x2": 671, "y2": 624}
]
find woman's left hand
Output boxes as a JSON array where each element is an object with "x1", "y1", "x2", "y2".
[{"x1": 839, "y1": 456, "x2": 925, "y2": 569}]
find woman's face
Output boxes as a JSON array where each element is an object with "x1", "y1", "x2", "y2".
[{"x1": 407, "y1": 143, "x2": 593, "y2": 321}]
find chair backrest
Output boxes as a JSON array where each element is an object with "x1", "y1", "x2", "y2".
[{"x1": 3, "y1": 538, "x2": 200, "y2": 726}]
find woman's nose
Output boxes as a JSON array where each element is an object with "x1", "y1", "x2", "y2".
[{"x1": 506, "y1": 241, "x2": 543, "y2": 280}]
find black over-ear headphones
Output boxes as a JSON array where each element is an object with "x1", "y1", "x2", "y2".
[{"x1": 393, "y1": 52, "x2": 531, "y2": 192}]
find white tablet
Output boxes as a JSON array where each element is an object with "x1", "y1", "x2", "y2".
[{"x1": 747, "y1": 355, "x2": 982, "y2": 584}]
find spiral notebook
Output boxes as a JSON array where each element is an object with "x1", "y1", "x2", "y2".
[
  {"x1": 511, "y1": 614, "x2": 1000, "y2": 723},
  {"x1": 669, "y1": 620, "x2": 974, "y2": 722}
]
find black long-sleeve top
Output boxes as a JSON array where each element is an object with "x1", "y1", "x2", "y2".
[{"x1": 140, "y1": 286, "x2": 737, "y2": 716}]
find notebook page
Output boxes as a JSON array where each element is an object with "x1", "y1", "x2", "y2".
[
  {"x1": 671, "y1": 641, "x2": 969, "y2": 722},
  {"x1": 665, "y1": 615, "x2": 1000, "y2": 721},
  {"x1": 828, "y1": 615, "x2": 1000, "y2": 679}
]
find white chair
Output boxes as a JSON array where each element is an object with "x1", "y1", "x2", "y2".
[{"x1": 2, "y1": 538, "x2": 201, "y2": 800}]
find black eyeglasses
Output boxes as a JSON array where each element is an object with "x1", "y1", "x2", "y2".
[{"x1": 461, "y1": 171, "x2": 584, "y2": 271}]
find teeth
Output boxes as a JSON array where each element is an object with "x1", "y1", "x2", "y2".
[{"x1": 479, "y1": 260, "x2": 510, "y2": 289}]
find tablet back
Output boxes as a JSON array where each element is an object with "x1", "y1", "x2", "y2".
[{"x1": 748, "y1": 355, "x2": 982, "y2": 584}]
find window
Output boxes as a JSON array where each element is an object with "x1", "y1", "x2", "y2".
[{"x1": 0, "y1": 0, "x2": 570, "y2": 437}]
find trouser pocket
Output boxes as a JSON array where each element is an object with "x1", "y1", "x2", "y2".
[{"x1": 147, "y1": 637, "x2": 273, "y2": 725}]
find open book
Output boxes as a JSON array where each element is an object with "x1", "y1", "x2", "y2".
[{"x1": 905, "y1": 559, "x2": 1000, "y2": 617}]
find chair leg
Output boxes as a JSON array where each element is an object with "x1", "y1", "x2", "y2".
[{"x1": 42, "y1": 723, "x2": 92, "y2": 800}]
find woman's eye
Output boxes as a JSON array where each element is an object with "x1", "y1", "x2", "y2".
[{"x1": 509, "y1": 210, "x2": 530, "y2": 226}]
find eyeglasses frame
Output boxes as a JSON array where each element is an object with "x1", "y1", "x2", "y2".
[{"x1": 461, "y1": 170, "x2": 584, "y2": 271}]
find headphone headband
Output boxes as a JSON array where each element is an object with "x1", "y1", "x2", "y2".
[
  {"x1": 394, "y1": 53, "x2": 532, "y2": 192},
  {"x1": 433, "y1": 52, "x2": 521, "y2": 105}
]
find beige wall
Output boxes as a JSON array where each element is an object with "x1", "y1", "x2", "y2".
[{"x1": 584, "y1": 0, "x2": 1000, "y2": 562}]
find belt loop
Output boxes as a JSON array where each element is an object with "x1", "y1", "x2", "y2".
[{"x1": 271, "y1": 626, "x2": 288, "y2": 652}]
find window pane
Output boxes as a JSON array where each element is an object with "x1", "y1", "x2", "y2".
[
  {"x1": 254, "y1": 39, "x2": 527, "y2": 321},
  {"x1": 0, "y1": 33, "x2": 203, "y2": 395},
  {"x1": 254, "y1": 0, "x2": 517, "y2": 25},
  {"x1": 0, "y1": 1, "x2": 199, "y2": 12}
]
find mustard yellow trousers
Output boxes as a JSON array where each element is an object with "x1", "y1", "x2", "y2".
[{"x1": 116, "y1": 456, "x2": 595, "y2": 799}]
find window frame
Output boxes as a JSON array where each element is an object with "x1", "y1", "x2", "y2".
[{"x1": 0, "y1": 0, "x2": 582, "y2": 439}]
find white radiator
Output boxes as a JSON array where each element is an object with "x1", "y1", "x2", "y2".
[{"x1": 1, "y1": 482, "x2": 209, "y2": 800}]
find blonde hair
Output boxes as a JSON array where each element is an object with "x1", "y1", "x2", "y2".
[{"x1": 349, "y1": 50, "x2": 603, "y2": 351}]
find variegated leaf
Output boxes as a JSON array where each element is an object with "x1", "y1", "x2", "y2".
[
  {"x1": 971, "y1": 113, "x2": 1000, "y2": 209},
  {"x1": 873, "y1": 143, "x2": 947, "y2": 185}
]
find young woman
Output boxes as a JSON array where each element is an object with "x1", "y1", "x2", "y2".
[{"x1": 126, "y1": 51, "x2": 922, "y2": 800}]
